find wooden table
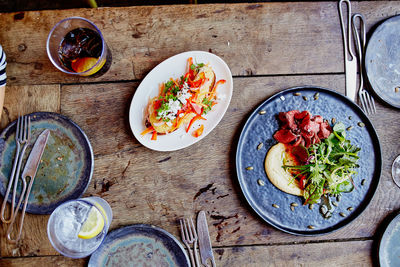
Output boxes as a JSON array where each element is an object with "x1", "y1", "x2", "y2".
[{"x1": 0, "y1": 2, "x2": 399, "y2": 266}]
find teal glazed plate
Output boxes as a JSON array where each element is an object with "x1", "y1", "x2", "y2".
[
  {"x1": 379, "y1": 213, "x2": 400, "y2": 267},
  {"x1": 0, "y1": 112, "x2": 94, "y2": 214},
  {"x1": 236, "y1": 86, "x2": 381, "y2": 235},
  {"x1": 89, "y1": 224, "x2": 190, "y2": 267}
]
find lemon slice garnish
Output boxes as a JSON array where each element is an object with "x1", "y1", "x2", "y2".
[{"x1": 78, "y1": 207, "x2": 104, "y2": 239}]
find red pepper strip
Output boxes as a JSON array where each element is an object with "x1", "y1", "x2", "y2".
[
  {"x1": 186, "y1": 115, "x2": 206, "y2": 132},
  {"x1": 141, "y1": 126, "x2": 154, "y2": 136},
  {"x1": 208, "y1": 79, "x2": 226, "y2": 101},
  {"x1": 187, "y1": 57, "x2": 193, "y2": 73},
  {"x1": 192, "y1": 124, "x2": 204, "y2": 138},
  {"x1": 151, "y1": 131, "x2": 157, "y2": 140}
]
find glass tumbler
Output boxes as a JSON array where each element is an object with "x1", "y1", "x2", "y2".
[
  {"x1": 46, "y1": 17, "x2": 112, "y2": 77},
  {"x1": 47, "y1": 197, "x2": 113, "y2": 258}
]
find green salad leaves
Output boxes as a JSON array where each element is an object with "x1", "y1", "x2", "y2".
[{"x1": 284, "y1": 122, "x2": 361, "y2": 204}]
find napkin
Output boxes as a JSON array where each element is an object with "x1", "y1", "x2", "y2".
[{"x1": 0, "y1": 44, "x2": 6, "y2": 121}]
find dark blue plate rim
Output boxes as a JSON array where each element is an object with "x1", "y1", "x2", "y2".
[
  {"x1": 235, "y1": 86, "x2": 382, "y2": 236},
  {"x1": 0, "y1": 111, "x2": 94, "y2": 214},
  {"x1": 89, "y1": 224, "x2": 190, "y2": 267}
]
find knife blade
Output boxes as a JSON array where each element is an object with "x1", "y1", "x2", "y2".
[
  {"x1": 21, "y1": 129, "x2": 50, "y2": 179},
  {"x1": 197, "y1": 210, "x2": 216, "y2": 267}
]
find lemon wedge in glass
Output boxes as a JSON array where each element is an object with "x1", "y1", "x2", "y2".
[{"x1": 78, "y1": 207, "x2": 104, "y2": 239}]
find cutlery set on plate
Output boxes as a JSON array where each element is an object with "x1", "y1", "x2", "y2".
[
  {"x1": 180, "y1": 211, "x2": 216, "y2": 267},
  {"x1": 0, "y1": 115, "x2": 50, "y2": 243},
  {"x1": 339, "y1": 0, "x2": 376, "y2": 115}
]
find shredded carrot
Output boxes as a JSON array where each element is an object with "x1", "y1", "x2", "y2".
[
  {"x1": 151, "y1": 131, "x2": 157, "y2": 140},
  {"x1": 192, "y1": 124, "x2": 204, "y2": 138},
  {"x1": 208, "y1": 80, "x2": 226, "y2": 101},
  {"x1": 141, "y1": 126, "x2": 154, "y2": 136}
]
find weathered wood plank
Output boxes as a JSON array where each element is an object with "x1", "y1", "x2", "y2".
[
  {"x1": 1, "y1": 2, "x2": 400, "y2": 85},
  {"x1": 0, "y1": 240, "x2": 373, "y2": 266},
  {"x1": 0, "y1": 84, "x2": 60, "y2": 129}
]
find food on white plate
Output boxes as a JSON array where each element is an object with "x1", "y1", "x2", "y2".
[
  {"x1": 141, "y1": 57, "x2": 225, "y2": 140},
  {"x1": 265, "y1": 110, "x2": 361, "y2": 206}
]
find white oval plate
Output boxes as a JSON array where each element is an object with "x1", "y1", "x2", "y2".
[{"x1": 129, "y1": 51, "x2": 233, "y2": 151}]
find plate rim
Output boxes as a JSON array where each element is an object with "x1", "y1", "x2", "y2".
[
  {"x1": 128, "y1": 50, "x2": 233, "y2": 152},
  {"x1": 88, "y1": 223, "x2": 190, "y2": 267},
  {"x1": 378, "y1": 212, "x2": 400, "y2": 267},
  {"x1": 0, "y1": 111, "x2": 94, "y2": 214},
  {"x1": 235, "y1": 86, "x2": 382, "y2": 235},
  {"x1": 365, "y1": 14, "x2": 400, "y2": 109}
]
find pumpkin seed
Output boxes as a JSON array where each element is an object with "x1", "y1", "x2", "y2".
[
  {"x1": 332, "y1": 201, "x2": 338, "y2": 207},
  {"x1": 259, "y1": 110, "x2": 266, "y2": 115},
  {"x1": 308, "y1": 225, "x2": 315, "y2": 229},
  {"x1": 314, "y1": 92, "x2": 319, "y2": 100},
  {"x1": 348, "y1": 116, "x2": 352, "y2": 120},
  {"x1": 347, "y1": 207, "x2": 354, "y2": 211},
  {"x1": 290, "y1": 202, "x2": 298, "y2": 207},
  {"x1": 395, "y1": 87, "x2": 399, "y2": 93},
  {"x1": 346, "y1": 126, "x2": 353, "y2": 131},
  {"x1": 339, "y1": 212, "x2": 347, "y2": 217},
  {"x1": 336, "y1": 195, "x2": 341, "y2": 202},
  {"x1": 290, "y1": 206, "x2": 295, "y2": 212},
  {"x1": 272, "y1": 204, "x2": 279, "y2": 208},
  {"x1": 303, "y1": 96, "x2": 308, "y2": 101},
  {"x1": 361, "y1": 179, "x2": 366, "y2": 186},
  {"x1": 246, "y1": 166, "x2": 253, "y2": 171},
  {"x1": 257, "y1": 143, "x2": 263, "y2": 150},
  {"x1": 357, "y1": 122, "x2": 365, "y2": 127},
  {"x1": 332, "y1": 118, "x2": 336, "y2": 124},
  {"x1": 308, "y1": 204, "x2": 314, "y2": 210},
  {"x1": 257, "y1": 179, "x2": 265, "y2": 186},
  {"x1": 294, "y1": 92, "x2": 301, "y2": 96}
]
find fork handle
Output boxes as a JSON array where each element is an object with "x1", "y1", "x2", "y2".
[
  {"x1": 193, "y1": 241, "x2": 200, "y2": 267},
  {"x1": 184, "y1": 242, "x2": 196, "y2": 267},
  {"x1": 0, "y1": 142, "x2": 21, "y2": 223},
  {"x1": 6, "y1": 174, "x2": 27, "y2": 243}
]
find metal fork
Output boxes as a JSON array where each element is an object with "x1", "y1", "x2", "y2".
[
  {"x1": 352, "y1": 13, "x2": 377, "y2": 115},
  {"x1": 0, "y1": 115, "x2": 31, "y2": 223},
  {"x1": 180, "y1": 218, "x2": 200, "y2": 267}
]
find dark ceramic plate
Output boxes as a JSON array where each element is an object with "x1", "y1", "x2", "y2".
[
  {"x1": 88, "y1": 224, "x2": 190, "y2": 267},
  {"x1": 0, "y1": 112, "x2": 94, "y2": 214},
  {"x1": 379, "y1": 213, "x2": 400, "y2": 267},
  {"x1": 236, "y1": 87, "x2": 381, "y2": 235},
  {"x1": 365, "y1": 15, "x2": 400, "y2": 108}
]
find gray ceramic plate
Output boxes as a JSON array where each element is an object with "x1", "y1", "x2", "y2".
[
  {"x1": 379, "y1": 213, "x2": 400, "y2": 267},
  {"x1": 236, "y1": 87, "x2": 381, "y2": 235},
  {"x1": 0, "y1": 112, "x2": 94, "y2": 214},
  {"x1": 89, "y1": 224, "x2": 190, "y2": 267},
  {"x1": 365, "y1": 15, "x2": 400, "y2": 108}
]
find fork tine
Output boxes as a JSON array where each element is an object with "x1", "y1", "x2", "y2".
[
  {"x1": 180, "y1": 219, "x2": 185, "y2": 238},
  {"x1": 183, "y1": 218, "x2": 190, "y2": 241},
  {"x1": 186, "y1": 218, "x2": 194, "y2": 240},
  {"x1": 190, "y1": 218, "x2": 197, "y2": 239},
  {"x1": 16, "y1": 116, "x2": 21, "y2": 140},
  {"x1": 359, "y1": 92, "x2": 368, "y2": 114},
  {"x1": 27, "y1": 116, "x2": 31, "y2": 140},
  {"x1": 365, "y1": 93, "x2": 374, "y2": 114},
  {"x1": 369, "y1": 94, "x2": 377, "y2": 114}
]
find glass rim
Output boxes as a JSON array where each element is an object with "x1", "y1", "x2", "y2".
[{"x1": 46, "y1": 16, "x2": 106, "y2": 76}]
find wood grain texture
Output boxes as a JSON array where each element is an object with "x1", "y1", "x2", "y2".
[
  {"x1": 0, "y1": 2, "x2": 400, "y2": 85},
  {"x1": 0, "y1": 240, "x2": 373, "y2": 266},
  {"x1": 0, "y1": 84, "x2": 60, "y2": 129}
]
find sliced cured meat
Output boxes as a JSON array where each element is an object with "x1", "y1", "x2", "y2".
[
  {"x1": 274, "y1": 110, "x2": 332, "y2": 148},
  {"x1": 278, "y1": 110, "x2": 299, "y2": 130},
  {"x1": 273, "y1": 129, "x2": 298, "y2": 144},
  {"x1": 318, "y1": 121, "x2": 332, "y2": 139}
]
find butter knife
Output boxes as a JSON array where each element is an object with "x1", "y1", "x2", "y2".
[
  {"x1": 6, "y1": 129, "x2": 50, "y2": 243},
  {"x1": 197, "y1": 210, "x2": 216, "y2": 267}
]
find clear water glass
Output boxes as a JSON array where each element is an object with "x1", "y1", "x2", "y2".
[{"x1": 47, "y1": 197, "x2": 112, "y2": 258}]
